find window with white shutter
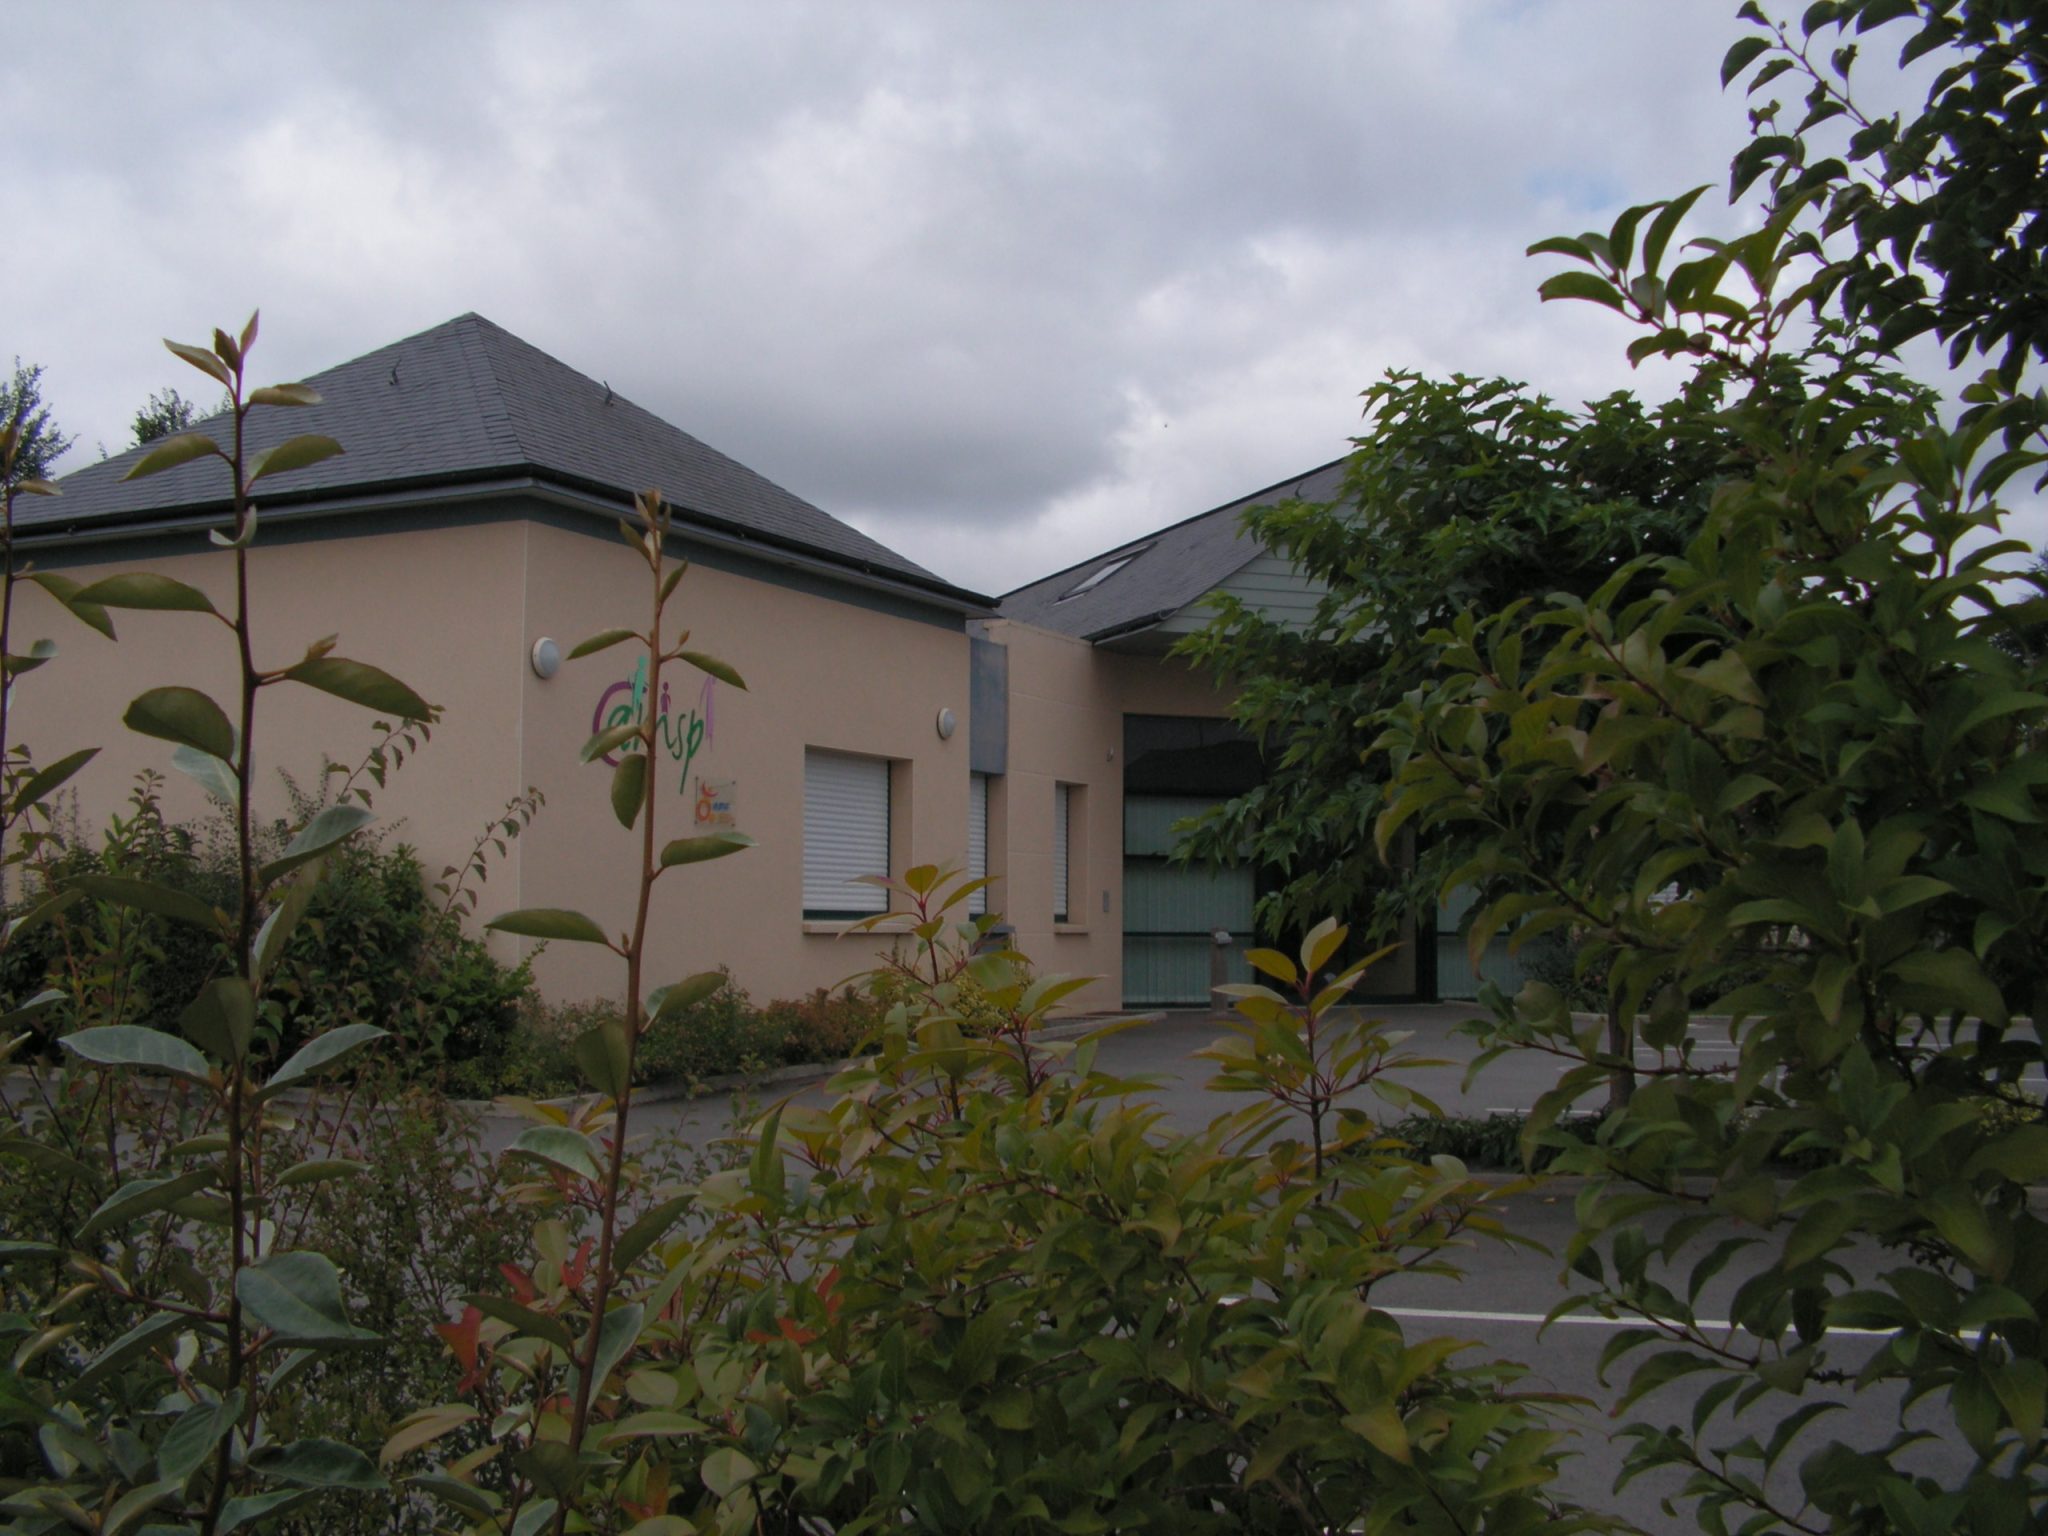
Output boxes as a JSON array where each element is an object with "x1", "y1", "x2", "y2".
[
  {"x1": 1052, "y1": 782, "x2": 1071, "y2": 922},
  {"x1": 804, "y1": 749, "x2": 890, "y2": 918},
  {"x1": 968, "y1": 772, "x2": 989, "y2": 916}
]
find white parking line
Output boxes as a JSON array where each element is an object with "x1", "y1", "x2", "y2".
[{"x1": 1378, "y1": 1304, "x2": 1920, "y2": 1339}]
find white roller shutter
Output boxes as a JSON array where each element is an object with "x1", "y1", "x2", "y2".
[
  {"x1": 1052, "y1": 782, "x2": 1070, "y2": 922},
  {"x1": 804, "y1": 750, "x2": 890, "y2": 916},
  {"x1": 968, "y1": 772, "x2": 989, "y2": 915}
]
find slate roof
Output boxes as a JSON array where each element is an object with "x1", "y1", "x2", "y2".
[
  {"x1": 24, "y1": 313, "x2": 984, "y2": 605},
  {"x1": 997, "y1": 457, "x2": 1349, "y2": 641}
]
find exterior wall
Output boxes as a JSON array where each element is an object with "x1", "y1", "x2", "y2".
[
  {"x1": 982, "y1": 620, "x2": 1238, "y2": 1014},
  {"x1": 1154, "y1": 551, "x2": 1329, "y2": 637},
  {"x1": 510, "y1": 519, "x2": 974, "y2": 1005},
  {"x1": 7, "y1": 518, "x2": 530, "y2": 915},
  {"x1": 8, "y1": 506, "x2": 977, "y2": 1015}
]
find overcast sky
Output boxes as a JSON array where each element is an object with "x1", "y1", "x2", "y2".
[{"x1": 6, "y1": 2, "x2": 1971, "y2": 596}]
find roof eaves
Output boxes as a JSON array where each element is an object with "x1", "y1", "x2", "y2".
[{"x1": 19, "y1": 460, "x2": 995, "y2": 613}]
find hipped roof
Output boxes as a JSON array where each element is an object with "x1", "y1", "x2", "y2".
[{"x1": 25, "y1": 313, "x2": 988, "y2": 608}]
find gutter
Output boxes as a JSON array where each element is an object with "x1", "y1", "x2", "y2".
[{"x1": 17, "y1": 465, "x2": 998, "y2": 620}]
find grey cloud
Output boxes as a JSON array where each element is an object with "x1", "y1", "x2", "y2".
[{"x1": 10, "y1": 2, "x2": 1787, "y2": 593}]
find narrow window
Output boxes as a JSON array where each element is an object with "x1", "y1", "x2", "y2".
[
  {"x1": 968, "y1": 771, "x2": 989, "y2": 916},
  {"x1": 1052, "y1": 781, "x2": 1071, "y2": 923},
  {"x1": 803, "y1": 749, "x2": 890, "y2": 919}
]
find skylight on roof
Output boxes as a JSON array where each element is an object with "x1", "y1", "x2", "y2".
[{"x1": 1057, "y1": 544, "x2": 1150, "y2": 601}]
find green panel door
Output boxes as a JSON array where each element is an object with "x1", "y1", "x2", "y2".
[{"x1": 1123, "y1": 795, "x2": 1255, "y2": 1006}]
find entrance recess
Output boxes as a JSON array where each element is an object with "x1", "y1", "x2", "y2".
[{"x1": 1122, "y1": 716, "x2": 1263, "y2": 1007}]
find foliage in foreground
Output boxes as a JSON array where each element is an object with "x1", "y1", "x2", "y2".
[
  {"x1": 1373, "y1": 2, "x2": 2048, "y2": 1529},
  {"x1": 0, "y1": 316, "x2": 440, "y2": 1533},
  {"x1": 394, "y1": 873, "x2": 1588, "y2": 1535}
]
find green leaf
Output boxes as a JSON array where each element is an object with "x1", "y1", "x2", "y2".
[
  {"x1": 11, "y1": 748, "x2": 98, "y2": 819},
  {"x1": 158, "y1": 1391, "x2": 245, "y2": 1481},
  {"x1": 700, "y1": 1448, "x2": 758, "y2": 1498},
  {"x1": 464, "y1": 1294, "x2": 577, "y2": 1353},
  {"x1": 677, "y1": 651, "x2": 746, "y2": 690},
  {"x1": 568, "y1": 628, "x2": 640, "y2": 660},
  {"x1": 104, "y1": 1476, "x2": 186, "y2": 1536},
  {"x1": 217, "y1": 1490, "x2": 317, "y2": 1533},
  {"x1": 281, "y1": 657, "x2": 433, "y2": 721},
  {"x1": 6, "y1": 887, "x2": 84, "y2": 941},
  {"x1": 180, "y1": 979, "x2": 254, "y2": 1064},
  {"x1": 611, "y1": 753, "x2": 647, "y2": 830},
  {"x1": 78, "y1": 1168, "x2": 219, "y2": 1240},
  {"x1": 1642, "y1": 185, "x2": 1709, "y2": 275},
  {"x1": 61, "y1": 1025, "x2": 214, "y2": 1085},
  {"x1": 749, "y1": 1107, "x2": 786, "y2": 1205},
  {"x1": 274, "y1": 1157, "x2": 369, "y2": 1189},
  {"x1": 69, "y1": 1312, "x2": 188, "y2": 1398},
  {"x1": 648, "y1": 971, "x2": 726, "y2": 1020},
  {"x1": 255, "y1": 865, "x2": 323, "y2": 980},
  {"x1": 1722, "y1": 33, "x2": 1772, "y2": 86},
  {"x1": 578, "y1": 1302, "x2": 645, "y2": 1398},
  {"x1": 1537, "y1": 271, "x2": 1626, "y2": 311},
  {"x1": 249, "y1": 434, "x2": 344, "y2": 483},
  {"x1": 235, "y1": 1251, "x2": 378, "y2": 1346},
  {"x1": 1342, "y1": 1402, "x2": 1412, "y2": 1464},
  {"x1": 582, "y1": 721, "x2": 644, "y2": 763},
  {"x1": 510, "y1": 1126, "x2": 603, "y2": 1183},
  {"x1": 73, "y1": 573, "x2": 218, "y2": 614},
  {"x1": 2, "y1": 636, "x2": 56, "y2": 678},
  {"x1": 574, "y1": 1019, "x2": 632, "y2": 1099},
  {"x1": 170, "y1": 745, "x2": 239, "y2": 807},
  {"x1": 0, "y1": 988, "x2": 65, "y2": 1031},
  {"x1": 25, "y1": 572, "x2": 115, "y2": 639},
  {"x1": 260, "y1": 804, "x2": 373, "y2": 884},
  {"x1": 66, "y1": 871, "x2": 224, "y2": 931},
  {"x1": 246, "y1": 383, "x2": 321, "y2": 407},
  {"x1": 124, "y1": 429, "x2": 220, "y2": 479},
  {"x1": 486, "y1": 908, "x2": 612, "y2": 945},
  {"x1": 509, "y1": 1500, "x2": 559, "y2": 1536},
  {"x1": 125, "y1": 686, "x2": 235, "y2": 759},
  {"x1": 210, "y1": 506, "x2": 259, "y2": 549},
  {"x1": 614, "y1": 1195, "x2": 693, "y2": 1271},
  {"x1": 1244, "y1": 948, "x2": 1298, "y2": 986},
  {"x1": 247, "y1": 1437, "x2": 386, "y2": 1491},
  {"x1": 658, "y1": 831, "x2": 754, "y2": 867},
  {"x1": 262, "y1": 1023, "x2": 387, "y2": 1098}
]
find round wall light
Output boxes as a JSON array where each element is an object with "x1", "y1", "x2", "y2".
[
  {"x1": 531, "y1": 637, "x2": 562, "y2": 680},
  {"x1": 936, "y1": 706, "x2": 958, "y2": 740}
]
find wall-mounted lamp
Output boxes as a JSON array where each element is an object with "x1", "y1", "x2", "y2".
[
  {"x1": 935, "y1": 706, "x2": 958, "y2": 740},
  {"x1": 530, "y1": 637, "x2": 562, "y2": 680}
]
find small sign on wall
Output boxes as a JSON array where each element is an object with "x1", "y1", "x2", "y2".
[{"x1": 694, "y1": 777, "x2": 738, "y2": 828}]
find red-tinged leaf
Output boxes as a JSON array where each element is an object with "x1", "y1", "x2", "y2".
[
  {"x1": 563, "y1": 1237, "x2": 594, "y2": 1294},
  {"x1": 434, "y1": 1306, "x2": 484, "y2": 1392}
]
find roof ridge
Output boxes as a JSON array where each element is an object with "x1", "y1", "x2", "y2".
[{"x1": 452, "y1": 314, "x2": 524, "y2": 461}]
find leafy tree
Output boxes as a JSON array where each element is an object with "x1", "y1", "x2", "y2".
[
  {"x1": 0, "y1": 358, "x2": 74, "y2": 487},
  {"x1": 1374, "y1": 0, "x2": 2048, "y2": 1528},
  {"x1": 130, "y1": 386, "x2": 202, "y2": 446},
  {"x1": 1175, "y1": 372, "x2": 1731, "y2": 950}
]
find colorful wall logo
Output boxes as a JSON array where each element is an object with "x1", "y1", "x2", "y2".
[{"x1": 591, "y1": 655, "x2": 717, "y2": 796}]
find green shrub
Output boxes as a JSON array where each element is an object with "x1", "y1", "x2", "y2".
[
  {"x1": 465, "y1": 977, "x2": 892, "y2": 1098},
  {"x1": 1, "y1": 775, "x2": 533, "y2": 1076}
]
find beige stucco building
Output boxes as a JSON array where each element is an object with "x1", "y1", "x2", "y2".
[{"x1": 12, "y1": 315, "x2": 1405, "y2": 1015}]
